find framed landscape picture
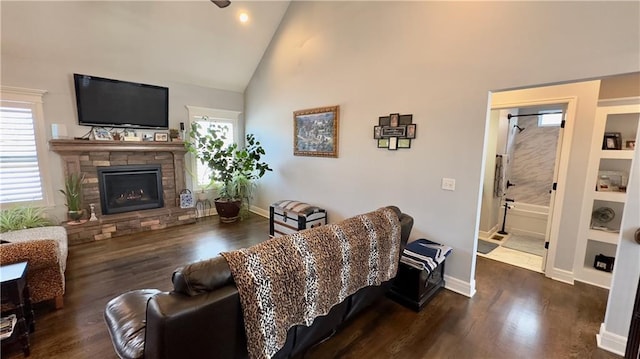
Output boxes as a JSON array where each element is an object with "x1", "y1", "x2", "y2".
[{"x1": 294, "y1": 105, "x2": 339, "y2": 157}]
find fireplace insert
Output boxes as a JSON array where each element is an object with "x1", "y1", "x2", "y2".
[{"x1": 97, "y1": 165, "x2": 164, "y2": 215}]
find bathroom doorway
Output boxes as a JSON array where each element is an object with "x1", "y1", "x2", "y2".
[{"x1": 478, "y1": 102, "x2": 567, "y2": 273}]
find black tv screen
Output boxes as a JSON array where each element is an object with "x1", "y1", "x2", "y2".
[{"x1": 74, "y1": 73, "x2": 169, "y2": 129}]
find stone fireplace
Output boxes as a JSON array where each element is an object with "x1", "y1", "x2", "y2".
[
  {"x1": 50, "y1": 139, "x2": 196, "y2": 245},
  {"x1": 98, "y1": 164, "x2": 164, "y2": 215}
]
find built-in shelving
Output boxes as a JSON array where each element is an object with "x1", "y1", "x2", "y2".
[{"x1": 574, "y1": 103, "x2": 639, "y2": 289}]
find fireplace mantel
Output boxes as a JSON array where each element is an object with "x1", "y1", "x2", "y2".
[
  {"x1": 49, "y1": 139, "x2": 188, "y2": 154},
  {"x1": 49, "y1": 139, "x2": 195, "y2": 245}
]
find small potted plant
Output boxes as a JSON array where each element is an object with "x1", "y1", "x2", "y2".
[
  {"x1": 185, "y1": 123, "x2": 271, "y2": 223},
  {"x1": 60, "y1": 172, "x2": 85, "y2": 222},
  {"x1": 0, "y1": 206, "x2": 53, "y2": 233}
]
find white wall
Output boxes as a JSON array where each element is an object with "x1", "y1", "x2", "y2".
[
  {"x1": 1, "y1": 3, "x2": 244, "y2": 219},
  {"x1": 245, "y1": 1, "x2": 640, "y2": 293}
]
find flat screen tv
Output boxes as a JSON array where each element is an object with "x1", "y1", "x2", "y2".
[{"x1": 73, "y1": 73, "x2": 169, "y2": 129}]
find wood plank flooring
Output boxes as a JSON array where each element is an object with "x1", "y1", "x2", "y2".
[{"x1": 2, "y1": 214, "x2": 620, "y2": 358}]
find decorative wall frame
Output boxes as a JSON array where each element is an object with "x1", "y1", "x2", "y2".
[
  {"x1": 294, "y1": 105, "x2": 339, "y2": 157},
  {"x1": 374, "y1": 113, "x2": 415, "y2": 150}
]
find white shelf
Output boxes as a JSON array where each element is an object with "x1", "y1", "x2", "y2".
[
  {"x1": 587, "y1": 229, "x2": 620, "y2": 244},
  {"x1": 599, "y1": 149, "x2": 634, "y2": 159},
  {"x1": 576, "y1": 266, "x2": 613, "y2": 289},
  {"x1": 593, "y1": 191, "x2": 627, "y2": 202},
  {"x1": 574, "y1": 103, "x2": 638, "y2": 290}
]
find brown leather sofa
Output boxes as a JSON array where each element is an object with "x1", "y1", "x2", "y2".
[{"x1": 105, "y1": 206, "x2": 413, "y2": 359}]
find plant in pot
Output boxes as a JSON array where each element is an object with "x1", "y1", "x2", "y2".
[
  {"x1": 185, "y1": 123, "x2": 271, "y2": 223},
  {"x1": 0, "y1": 206, "x2": 53, "y2": 233},
  {"x1": 60, "y1": 172, "x2": 85, "y2": 222}
]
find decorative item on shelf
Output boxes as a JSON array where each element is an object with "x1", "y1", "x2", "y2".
[
  {"x1": 594, "y1": 253, "x2": 615, "y2": 272},
  {"x1": 185, "y1": 122, "x2": 272, "y2": 223},
  {"x1": 92, "y1": 127, "x2": 113, "y2": 141},
  {"x1": 626, "y1": 139, "x2": 636, "y2": 150},
  {"x1": 89, "y1": 203, "x2": 98, "y2": 221},
  {"x1": 60, "y1": 172, "x2": 85, "y2": 223},
  {"x1": 602, "y1": 132, "x2": 622, "y2": 150},
  {"x1": 123, "y1": 130, "x2": 141, "y2": 141},
  {"x1": 169, "y1": 128, "x2": 180, "y2": 141},
  {"x1": 591, "y1": 206, "x2": 617, "y2": 232},
  {"x1": 293, "y1": 105, "x2": 339, "y2": 158},
  {"x1": 374, "y1": 113, "x2": 415, "y2": 150},
  {"x1": 179, "y1": 189, "x2": 194, "y2": 209},
  {"x1": 112, "y1": 131, "x2": 122, "y2": 141},
  {"x1": 154, "y1": 132, "x2": 168, "y2": 142},
  {"x1": 597, "y1": 170, "x2": 628, "y2": 192}
]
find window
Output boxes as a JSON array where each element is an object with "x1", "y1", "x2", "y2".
[
  {"x1": 185, "y1": 106, "x2": 241, "y2": 190},
  {"x1": 0, "y1": 87, "x2": 51, "y2": 205},
  {"x1": 538, "y1": 112, "x2": 563, "y2": 127}
]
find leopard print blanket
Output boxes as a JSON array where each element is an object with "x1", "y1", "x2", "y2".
[{"x1": 221, "y1": 207, "x2": 401, "y2": 359}]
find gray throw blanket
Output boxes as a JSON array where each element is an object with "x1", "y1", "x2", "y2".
[{"x1": 221, "y1": 207, "x2": 401, "y2": 359}]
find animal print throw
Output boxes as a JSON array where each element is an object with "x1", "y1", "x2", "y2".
[{"x1": 221, "y1": 207, "x2": 401, "y2": 359}]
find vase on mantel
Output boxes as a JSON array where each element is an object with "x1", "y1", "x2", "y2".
[{"x1": 67, "y1": 210, "x2": 84, "y2": 222}]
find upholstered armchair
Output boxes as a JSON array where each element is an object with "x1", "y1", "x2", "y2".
[{"x1": 0, "y1": 226, "x2": 68, "y2": 309}]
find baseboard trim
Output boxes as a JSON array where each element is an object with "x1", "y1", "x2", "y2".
[
  {"x1": 250, "y1": 206, "x2": 269, "y2": 218},
  {"x1": 596, "y1": 323, "x2": 627, "y2": 356},
  {"x1": 546, "y1": 267, "x2": 574, "y2": 285},
  {"x1": 444, "y1": 275, "x2": 476, "y2": 298}
]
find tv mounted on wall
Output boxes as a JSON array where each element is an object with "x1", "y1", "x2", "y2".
[{"x1": 73, "y1": 73, "x2": 169, "y2": 129}]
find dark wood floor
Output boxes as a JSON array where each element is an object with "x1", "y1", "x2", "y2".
[{"x1": 3, "y1": 214, "x2": 620, "y2": 358}]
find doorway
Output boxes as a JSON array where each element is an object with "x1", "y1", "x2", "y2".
[{"x1": 478, "y1": 104, "x2": 566, "y2": 272}]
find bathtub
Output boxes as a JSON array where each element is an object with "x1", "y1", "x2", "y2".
[{"x1": 503, "y1": 202, "x2": 549, "y2": 239}]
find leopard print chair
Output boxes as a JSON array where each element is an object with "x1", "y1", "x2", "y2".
[{"x1": 0, "y1": 226, "x2": 68, "y2": 309}]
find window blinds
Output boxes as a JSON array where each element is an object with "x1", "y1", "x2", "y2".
[{"x1": 0, "y1": 103, "x2": 44, "y2": 203}]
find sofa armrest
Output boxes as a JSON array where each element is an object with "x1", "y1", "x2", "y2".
[
  {"x1": 144, "y1": 285, "x2": 247, "y2": 359},
  {"x1": 0, "y1": 239, "x2": 61, "y2": 270}
]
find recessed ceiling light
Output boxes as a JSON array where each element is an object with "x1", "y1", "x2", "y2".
[{"x1": 239, "y1": 12, "x2": 249, "y2": 23}]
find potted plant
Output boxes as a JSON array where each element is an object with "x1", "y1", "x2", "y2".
[
  {"x1": 60, "y1": 172, "x2": 85, "y2": 222},
  {"x1": 0, "y1": 206, "x2": 53, "y2": 233},
  {"x1": 185, "y1": 123, "x2": 271, "y2": 223}
]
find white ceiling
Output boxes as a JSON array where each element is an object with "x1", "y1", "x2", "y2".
[{"x1": 1, "y1": 1, "x2": 290, "y2": 93}]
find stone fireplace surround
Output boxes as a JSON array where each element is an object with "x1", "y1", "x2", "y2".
[{"x1": 50, "y1": 139, "x2": 196, "y2": 245}]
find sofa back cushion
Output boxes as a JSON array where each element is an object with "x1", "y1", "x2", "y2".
[{"x1": 172, "y1": 256, "x2": 233, "y2": 296}]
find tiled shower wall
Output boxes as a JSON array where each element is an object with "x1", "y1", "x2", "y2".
[{"x1": 506, "y1": 117, "x2": 560, "y2": 206}]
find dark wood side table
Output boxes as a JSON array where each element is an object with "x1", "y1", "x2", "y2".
[{"x1": 1, "y1": 261, "x2": 35, "y2": 357}]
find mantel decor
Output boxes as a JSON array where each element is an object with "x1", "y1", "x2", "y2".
[
  {"x1": 293, "y1": 105, "x2": 339, "y2": 158},
  {"x1": 374, "y1": 113, "x2": 415, "y2": 150}
]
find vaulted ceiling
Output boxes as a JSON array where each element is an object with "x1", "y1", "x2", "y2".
[{"x1": 1, "y1": 1, "x2": 290, "y2": 92}]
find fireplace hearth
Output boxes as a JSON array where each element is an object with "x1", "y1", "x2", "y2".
[{"x1": 98, "y1": 164, "x2": 164, "y2": 215}]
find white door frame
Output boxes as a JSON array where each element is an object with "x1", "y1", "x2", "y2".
[{"x1": 489, "y1": 96, "x2": 577, "y2": 279}]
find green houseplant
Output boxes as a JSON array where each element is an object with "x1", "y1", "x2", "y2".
[
  {"x1": 185, "y1": 122, "x2": 272, "y2": 222},
  {"x1": 0, "y1": 206, "x2": 53, "y2": 233},
  {"x1": 60, "y1": 172, "x2": 85, "y2": 221}
]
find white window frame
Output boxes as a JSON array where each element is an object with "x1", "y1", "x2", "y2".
[
  {"x1": 538, "y1": 111, "x2": 564, "y2": 127},
  {"x1": 185, "y1": 105, "x2": 241, "y2": 191},
  {"x1": 0, "y1": 86, "x2": 54, "y2": 207}
]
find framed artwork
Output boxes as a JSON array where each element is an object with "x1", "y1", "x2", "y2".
[
  {"x1": 294, "y1": 105, "x2": 339, "y2": 157},
  {"x1": 399, "y1": 114, "x2": 413, "y2": 125},
  {"x1": 92, "y1": 127, "x2": 113, "y2": 141},
  {"x1": 398, "y1": 138, "x2": 411, "y2": 148},
  {"x1": 390, "y1": 113, "x2": 400, "y2": 127},
  {"x1": 406, "y1": 124, "x2": 416, "y2": 139},
  {"x1": 154, "y1": 132, "x2": 169, "y2": 142},
  {"x1": 602, "y1": 132, "x2": 622, "y2": 150},
  {"x1": 374, "y1": 112, "x2": 416, "y2": 150},
  {"x1": 377, "y1": 138, "x2": 389, "y2": 148},
  {"x1": 373, "y1": 126, "x2": 382, "y2": 139},
  {"x1": 388, "y1": 137, "x2": 398, "y2": 150}
]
